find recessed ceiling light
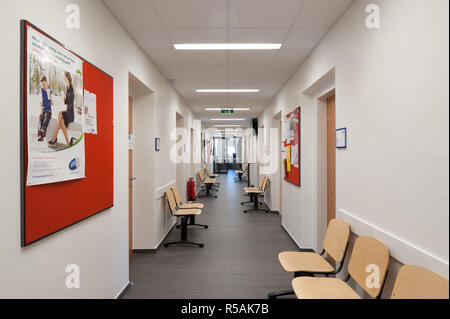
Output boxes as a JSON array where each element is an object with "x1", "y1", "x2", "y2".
[
  {"x1": 197, "y1": 89, "x2": 259, "y2": 93},
  {"x1": 204, "y1": 107, "x2": 251, "y2": 111},
  {"x1": 174, "y1": 43, "x2": 282, "y2": 50},
  {"x1": 212, "y1": 125, "x2": 242, "y2": 127},
  {"x1": 210, "y1": 118, "x2": 247, "y2": 121}
]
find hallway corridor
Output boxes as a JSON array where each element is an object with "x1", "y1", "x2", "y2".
[{"x1": 124, "y1": 171, "x2": 298, "y2": 299}]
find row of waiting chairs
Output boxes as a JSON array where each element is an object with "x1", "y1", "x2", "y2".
[
  {"x1": 268, "y1": 218, "x2": 449, "y2": 299},
  {"x1": 234, "y1": 163, "x2": 248, "y2": 183},
  {"x1": 240, "y1": 174, "x2": 270, "y2": 213},
  {"x1": 163, "y1": 167, "x2": 219, "y2": 248},
  {"x1": 164, "y1": 186, "x2": 206, "y2": 248},
  {"x1": 197, "y1": 167, "x2": 219, "y2": 199}
]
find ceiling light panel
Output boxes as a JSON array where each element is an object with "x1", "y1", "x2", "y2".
[{"x1": 174, "y1": 43, "x2": 282, "y2": 50}]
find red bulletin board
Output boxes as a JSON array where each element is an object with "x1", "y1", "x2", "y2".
[
  {"x1": 283, "y1": 107, "x2": 301, "y2": 187},
  {"x1": 21, "y1": 21, "x2": 114, "y2": 246}
]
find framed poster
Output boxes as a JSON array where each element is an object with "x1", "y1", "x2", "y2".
[
  {"x1": 21, "y1": 21, "x2": 114, "y2": 246},
  {"x1": 282, "y1": 107, "x2": 301, "y2": 186},
  {"x1": 25, "y1": 23, "x2": 85, "y2": 186}
]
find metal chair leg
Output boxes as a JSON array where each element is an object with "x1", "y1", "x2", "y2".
[
  {"x1": 164, "y1": 216, "x2": 204, "y2": 248},
  {"x1": 267, "y1": 290, "x2": 295, "y2": 299}
]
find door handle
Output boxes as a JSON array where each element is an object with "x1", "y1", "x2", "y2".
[{"x1": 129, "y1": 177, "x2": 136, "y2": 181}]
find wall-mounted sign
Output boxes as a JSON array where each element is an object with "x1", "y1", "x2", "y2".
[
  {"x1": 336, "y1": 128, "x2": 347, "y2": 148},
  {"x1": 128, "y1": 133, "x2": 134, "y2": 150},
  {"x1": 155, "y1": 137, "x2": 160, "y2": 151}
]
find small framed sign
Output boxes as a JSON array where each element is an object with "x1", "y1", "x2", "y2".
[
  {"x1": 336, "y1": 128, "x2": 347, "y2": 149},
  {"x1": 155, "y1": 137, "x2": 160, "y2": 151}
]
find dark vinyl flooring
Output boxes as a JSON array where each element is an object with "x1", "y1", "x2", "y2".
[{"x1": 123, "y1": 171, "x2": 298, "y2": 299}]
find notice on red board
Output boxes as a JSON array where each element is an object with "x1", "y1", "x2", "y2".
[
  {"x1": 83, "y1": 89, "x2": 97, "y2": 134},
  {"x1": 26, "y1": 25, "x2": 86, "y2": 186}
]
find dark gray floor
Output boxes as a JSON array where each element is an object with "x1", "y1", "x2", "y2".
[{"x1": 124, "y1": 171, "x2": 298, "y2": 299}]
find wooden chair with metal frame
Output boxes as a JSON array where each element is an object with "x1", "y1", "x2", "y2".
[
  {"x1": 163, "y1": 189, "x2": 204, "y2": 248},
  {"x1": 197, "y1": 170, "x2": 218, "y2": 199},
  {"x1": 204, "y1": 167, "x2": 220, "y2": 187},
  {"x1": 391, "y1": 264, "x2": 449, "y2": 299},
  {"x1": 268, "y1": 218, "x2": 350, "y2": 299},
  {"x1": 292, "y1": 236, "x2": 389, "y2": 299},
  {"x1": 235, "y1": 162, "x2": 248, "y2": 183},
  {"x1": 241, "y1": 175, "x2": 266, "y2": 206},
  {"x1": 171, "y1": 186, "x2": 208, "y2": 229},
  {"x1": 242, "y1": 176, "x2": 270, "y2": 213}
]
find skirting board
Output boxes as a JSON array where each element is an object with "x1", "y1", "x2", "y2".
[
  {"x1": 132, "y1": 221, "x2": 177, "y2": 253},
  {"x1": 281, "y1": 223, "x2": 314, "y2": 253},
  {"x1": 115, "y1": 281, "x2": 133, "y2": 299},
  {"x1": 338, "y1": 209, "x2": 449, "y2": 278}
]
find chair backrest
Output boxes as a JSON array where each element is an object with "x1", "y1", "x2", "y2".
[
  {"x1": 205, "y1": 167, "x2": 211, "y2": 174},
  {"x1": 391, "y1": 265, "x2": 449, "y2": 299},
  {"x1": 165, "y1": 190, "x2": 177, "y2": 213},
  {"x1": 348, "y1": 236, "x2": 389, "y2": 298},
  {"x1": 242, "y1": 163, "x2": 248, "y2": 173},
  {"x1": 198, "y1": 170, "x2": 205, "y2": 182},
  {"x1": 171, "y1": 186, "x2": 183, "y2": 207},
  {"x1": 322, "y1": 219, "x2": 350, "y2": 263},
  {"x1": 260, "y1": 176, "x2": 268, "y2": 191},
  {"x1": 257, "y1": 176, "x2": 265, "y2": 189}
]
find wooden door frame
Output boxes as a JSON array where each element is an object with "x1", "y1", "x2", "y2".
[
  {"x1": 128, "y1": 97, "x2": 133, "y2": 258},
  {"x1": 327, "y1": 95, "x2": 336, "y2": 224}
]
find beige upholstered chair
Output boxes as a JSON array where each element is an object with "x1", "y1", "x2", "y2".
[
  {"x1": 391, "y1": 265, "x2": 449, "y2": 299},
  {"x1": 163, "y1": 189, "x2": 204, "y2": 248},
  {"x1": 268, "y1": 218, "x2": 350, "y2": 299},
  {"x1": 292, "y1": 236, "x2": 389, "y2": 299}
]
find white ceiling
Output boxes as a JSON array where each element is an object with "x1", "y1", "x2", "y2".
[{"x1": 102, "y1": 0, "x2": 354, "y2": 126}]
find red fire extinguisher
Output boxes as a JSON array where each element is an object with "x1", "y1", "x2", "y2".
[{"x1": 187, "y1": 178, "x2": 196, "y2": 201}]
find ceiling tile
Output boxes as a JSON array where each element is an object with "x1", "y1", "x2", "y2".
[
  {"x1": 283, "y1": 27, "x2": 329, "y2": 49},
  {"x1": 228, "y1": 0, "x2": 304, "y2": 28},
  {"x1": 102, "y1": 0, "x2": 162, "y2": 28},
  {"x1": 152, "y1": 0, "x2": 228, "y2": 28},
  {"x1": 294, "y1": 0, "x2": 354, "y2": 27},
  {"x1": 228, "y1": 51, "x2": 278, "y2": 65},
  {"x1": 146, "y1": 50, "x2": 227, "y2": 65},
  {"x1": 228, "y1": 28, "x2": 289, "y2": 42},
  {"x1": 128, "y1": 28, "x2": 172, "y2": 50},
  {"x1": 167, "y1": 28, "x2": 227, "y2": 43},
  {"x1": 272, "y1": 48, "x2": 310, "y2": 64}
]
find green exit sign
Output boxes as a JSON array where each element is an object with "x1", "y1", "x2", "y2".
[{"x1": 221, "y1": 109, "x2": 234, "y2": 114}]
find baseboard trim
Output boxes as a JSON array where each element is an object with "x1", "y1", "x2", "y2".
[
  {"x1": 263, "y1": 200, "x2": 279, "y2": 214},
  {"x1": 338, "y1": 208, "x2": 449, "y2": 278},
  {"x1": 281, "y1": 223, "x2": 314, "y2": 253},
  {"x1": 132, "y1": 221, "x2": 177, "y2": 253},
  {"x1": 133, "y1": 248, "x2": 156, "y2": 253},
  {"x1": 115, "y1": 281, "x2": 133, "y2": 299}
]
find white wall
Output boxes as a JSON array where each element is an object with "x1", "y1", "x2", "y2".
[
  {"x1": 258, "y1": 0, "x2": 449, "y2": 283},
  {"x1": 0, "y1": 0, "x2": 197, "y2": 298}
]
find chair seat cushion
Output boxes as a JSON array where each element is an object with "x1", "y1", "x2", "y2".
[
  {"x1": 180, "y1": 203, "x2": 204, "y2": 209},
  {"x1": 278, "y1": 251, "x2": 334, "y2": 273},
  {"x1": 245, "y1": 189, "x2": 263, "y2": 194},
  {"x1": 204, "y1": 178, "x2": 216, "y2": 184},
  {"x1": 292, "y1": 277, "x2": 361, "y2": 299},
  {"x1": 174, "y1": 208, "x2": 201, "y2": 216},
  {"x1": 244, "y1": 187, "x2": 260, "y2": 191},
  {"x1": 208, "y1": 173, "x2": 218, "y2": 177},
  {"x1": 236, "y1": 170, "x2": 243, "y2": 174}
]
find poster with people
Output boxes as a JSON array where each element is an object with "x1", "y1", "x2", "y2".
[{"x1": 26, "y1": 25, "x2": 85, "y2": 186}]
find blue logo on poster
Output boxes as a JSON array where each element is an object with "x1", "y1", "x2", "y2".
[{"x1": 69, "y1": 158, "x2": 80, "y2": 171}]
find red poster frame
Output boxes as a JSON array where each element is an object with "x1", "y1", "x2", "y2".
[
  {"x1": 283, "y1": 107, "x2": 301, "y2": 187},
  {"x1": 20, "y1": 21, "x2": 114, "y2": 246}
]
